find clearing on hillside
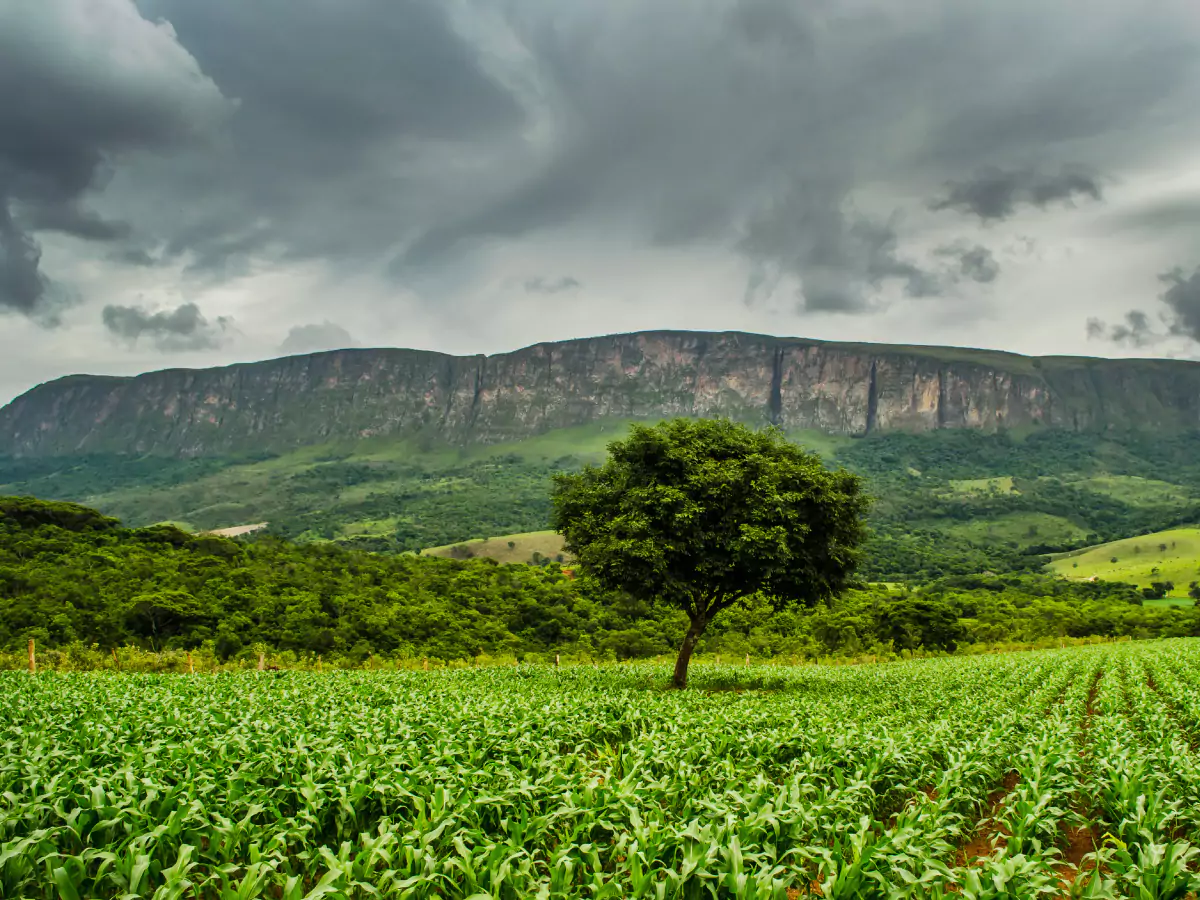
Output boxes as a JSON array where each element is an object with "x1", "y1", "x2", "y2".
[
  {"x1": 4, "y1": 640, "x2": 1200, "y2": 897},
  {"x1": 422, "y1": 529, "x2": 568, "y2": 564},
  {"x1": 1048, "y1": 525, "x2": 1200, "y2": 598}
]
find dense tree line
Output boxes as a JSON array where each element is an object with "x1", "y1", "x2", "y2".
[
  {"x1": 3, "y1": 496, "x2": 1197, "y2": 665},
  {"x1": 8, "y1": 429, "x2": 1200, "y2": 582}
]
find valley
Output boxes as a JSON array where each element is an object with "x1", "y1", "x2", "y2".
[{"x1": 5, "y1": 420, "x2": 1200, "y2": 584}]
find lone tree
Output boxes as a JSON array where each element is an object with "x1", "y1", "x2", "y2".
[{"x1": 551, "y1": 418, "x2": 869, "y2": 688}]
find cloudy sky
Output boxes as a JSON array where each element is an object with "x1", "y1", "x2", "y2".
[{"x1": 3, "y1": 0, "x2": 1200, "y2": 405}]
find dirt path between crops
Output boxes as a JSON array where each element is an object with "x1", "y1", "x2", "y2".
[
  {"x1": 952, "y1": 671, "x2": 1085, "y2": 870},
  {"x1": 1055, "y1": 667, "x2": 1105, "y2": 895}
]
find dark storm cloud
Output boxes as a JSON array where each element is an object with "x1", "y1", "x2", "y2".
[
  {"x1": 0, "y1": 0, "x2": 227, "y2": 317},
  {"x1": 1110, "y1": 310, "x2": 1156, "y2": 347},
  {"x1": 0, "y1": 204, "x2": 48, "y2": 316},
  {"x1": 934, "y1": 243, "x2": 1000, "y2": 284},
  {"x1": 126, "y1": 0, "x2": 523, "y2": 274},
  {"x1": 727, "y1": 0, "x2": 815, "y2": 48},
  {"x1": 102, "y1": 301, "x2": 232, "y2": 351},
  {"x1": 8, "y1": 0, "x2": 1194, "y2": 325},
  {"x1": 385, "y1": 0, "x2": 1194, "y2": 312},
  {"x1": 1085, "y1": 313, "x2": 1155, "y2": 347},
  {"x1": 1160, "y1": 267, "x2": 1200, "y2": 341},
  {"x1": 524, "y1": 276, "x2": 581, "y2": 294},
  {"x1": 931, "y1": 167, "x2": 1104, "y2": 221},
  {"x1": 26, "y1": 205, "x2": 132, "y2": 242},
  {"x1": 1106, "y1": 195, "x2": 1200, "y2": 241},
  {"x1": 739, "y1": 183, "x2": 942, "y2": 312},
  {"x1": 278, "y1": 321, "x2": 358, "y2": 356},
  {"x1": 1086, "y1": 265, "x2": 1200, "y2": 347}
]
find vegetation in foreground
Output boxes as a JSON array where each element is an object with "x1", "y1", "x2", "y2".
[
  {"x1": 2, "y1": 495, "x2": 1197, "y2": 665},
  {"x1": 4, "y1": 641, "x2": 1200, "y2": 898}
]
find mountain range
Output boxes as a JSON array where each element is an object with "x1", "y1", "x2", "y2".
[{"x1": 3, "y1": 330, "x2": 1199, "y2": 458}]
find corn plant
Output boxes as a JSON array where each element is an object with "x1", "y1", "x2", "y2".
[{"x1": 1, "y1": 641, "x2": 1199, "y2": 898}]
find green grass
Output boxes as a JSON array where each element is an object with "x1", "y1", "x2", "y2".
[
  {"x1": 422, "y1": 530, "x2": 567, "y2": 564},
  {"x1": 924, "y1": 512, "x2": 1089, "y2": 549},
  {"x1": 1048, "y1": 526, "x2": 1200, "y2": 597},
  {"x1": 6, "y1": 641, "x2": 1200, "y2": 898},
  {"x1": 1142, "y1": 597, "x2": 1196, "y2": 608},
  {"x1": 946, "y1": 476, "x2": 1018, "y2": 496},
  {"x1": 1069, "y1": 475, "x2": 1192, "y2": 506}
]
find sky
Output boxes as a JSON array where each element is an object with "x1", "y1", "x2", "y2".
[{"x1": 3, "y1": 0, "x2": 1200, "y2": 405}]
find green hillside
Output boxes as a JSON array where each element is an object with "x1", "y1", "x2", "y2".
[
  {"x1": 3, "y1": 495, "x2": 1198, "y2": 665},
  {"x1": 1048, "y1": 526, "x2": 1200, "y2": 601},
  {"x1": 4, "y1": 425, "x2": 1200, "y2": 581},
  {"x1": 423, "y1": 530, "x2": 568, "y2": 565}
]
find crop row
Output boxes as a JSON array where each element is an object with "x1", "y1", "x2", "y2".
[{"x1": 2, "y1": 642, "x2": 1199, "y2": 898}]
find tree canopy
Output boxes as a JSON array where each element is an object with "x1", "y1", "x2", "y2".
[{"x1": 551, "y1": 418, "x2": 870, "y2": 686}]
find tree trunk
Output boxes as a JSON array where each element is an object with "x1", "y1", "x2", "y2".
[{"x1": 672, "y1": 615, "x2": 708, "y2": 689}]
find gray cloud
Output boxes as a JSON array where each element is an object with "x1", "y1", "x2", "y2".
[
  {"x1": 524, "y1": 276, "x2": 581, "y2": 294},
  {"x1": 0, "y1": 205, "x2": 48, "y2": 317},
  {"x1": 124, "y1": 0, "x2": 523, "y2": 277},
  {"x1": 1113, "y1": 310, "x2": 1155, "y2": 347},
  {"x1": 931, "y1": 166, "x2": 1104, "y2": 221},
  {"x1": 0, "y1": 0, "x2": 1197, "y2": 375},
  {"x1": 1085, "y1": 311, "x2": 1157, "y2": 347},
  {"x1": 1161, "y1": 267, "x2": 1200, "y2": 341},
  {"x1": 387, "y1": 0, "x2": 1192, "y2": 312},
  {"x1": 934, "y1": 243, "x2": 1000, "y2": 284},
  {"x1": 0, "y1": 0, "x2": 228, "y2": 317},
  {"x1": 1086, "y1": 265, "x2": 1200, "y2": 347},
  {"x1": 279, "y1": 321, "x2": 358, "y2": 355},
  {"x1": 1107, "y1": 195, "x2": 1200, "y2": 235},
  {"x1": 740, "y1": 183, "x2": 941, "y2": 312},
  {"x1": 102, "y1": 302, "x2": 232, "y2": 351}
]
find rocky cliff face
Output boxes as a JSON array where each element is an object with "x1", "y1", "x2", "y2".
[{"x1": 3, "y1": 331, "x2": 1199, "y2": 457}]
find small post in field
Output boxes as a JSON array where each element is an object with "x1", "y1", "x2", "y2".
[
  {"x1": 423, "y1": 657, "x2": 429, "y2": 672},
  {"x1": 28, "y1": 638, "x2": 35, "y2": 675},
  {"x1": 745, "y1": 653, "x2": 750, "y2": 667},
  {"x1": 716, "y1": 655, "x2": 721, "y2": 665},
  {"x1": 555, "y1": 653, "x2": 560, "y2": 668},
  {"x1": 317, "y1": 654, "x2": 322, "y2": 672},
  {"x1": 257, "y1": 652, "x2": 265, "y2": 672},
  {"x1": 112, "y1": 647, "x2": 119, "y2": 670},
  {"x1": 187, "y1": 651, "x2": 194, "y2": 674}
]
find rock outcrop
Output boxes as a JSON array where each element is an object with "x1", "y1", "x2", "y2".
[{"x1": 2, "y1": 330, "x2": 1198, "y2": 456}]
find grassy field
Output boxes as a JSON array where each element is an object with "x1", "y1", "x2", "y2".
[
  {"x1": 422, "y1": 529, "x2": 568, "y2": 564},
  {"x1": 945, "y1": 475, "x2": 1018, "y2": 495},
  {"x1": 4, "y1": 641, "x2": 1200, "y2": 898},
  {"x1": 922, "y1": 511, "x2": 1089, "y2": 548},
  {"x1": 1068, "y1": 474, "x2": 1193, "y2": 506},
  {"x1": 1048, "y1": 526, "x2": 1200, "y2": 597}
]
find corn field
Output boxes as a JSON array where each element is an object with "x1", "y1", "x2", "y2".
[{"x1": 3, "y1": 641, "x2": 1200, "y2": 899}]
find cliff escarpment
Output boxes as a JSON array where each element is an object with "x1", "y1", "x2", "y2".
[{"x1": 2, "y1": 331, "x2": 1198, "y2": 457}]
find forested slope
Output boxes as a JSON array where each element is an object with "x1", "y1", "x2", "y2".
[{"x1": 3, "y1": 496, "x2": 1197, "y2": 664}]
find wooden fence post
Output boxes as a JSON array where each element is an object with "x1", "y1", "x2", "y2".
[
  {"x1": 745, "y1": 653, "x2": 750, "y2": 667},
  {"x1": 423, "y1": 657, "x2": 429, "y2": 672},
  {"x1": 317, "y1": 654, "x2": 322, "y2": 672},
  {"x1": 257, "y1": 651, "x2": 265, "y2": 672},
  {"x1": 28, "y1": 638, "x2": 35, "y2": 675},
  {"x1": 716, "y1": 655, "x2": 721, "y2": 665},
  {"x1": 112, "y1": 647, "x2": 119, "y2": 670},
  {"x1": 555, "y1": 653, "x2": 560, "y2": 668},
  {"x1": 187, "y1": 651, "x2": 194, "y2": 675}
]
